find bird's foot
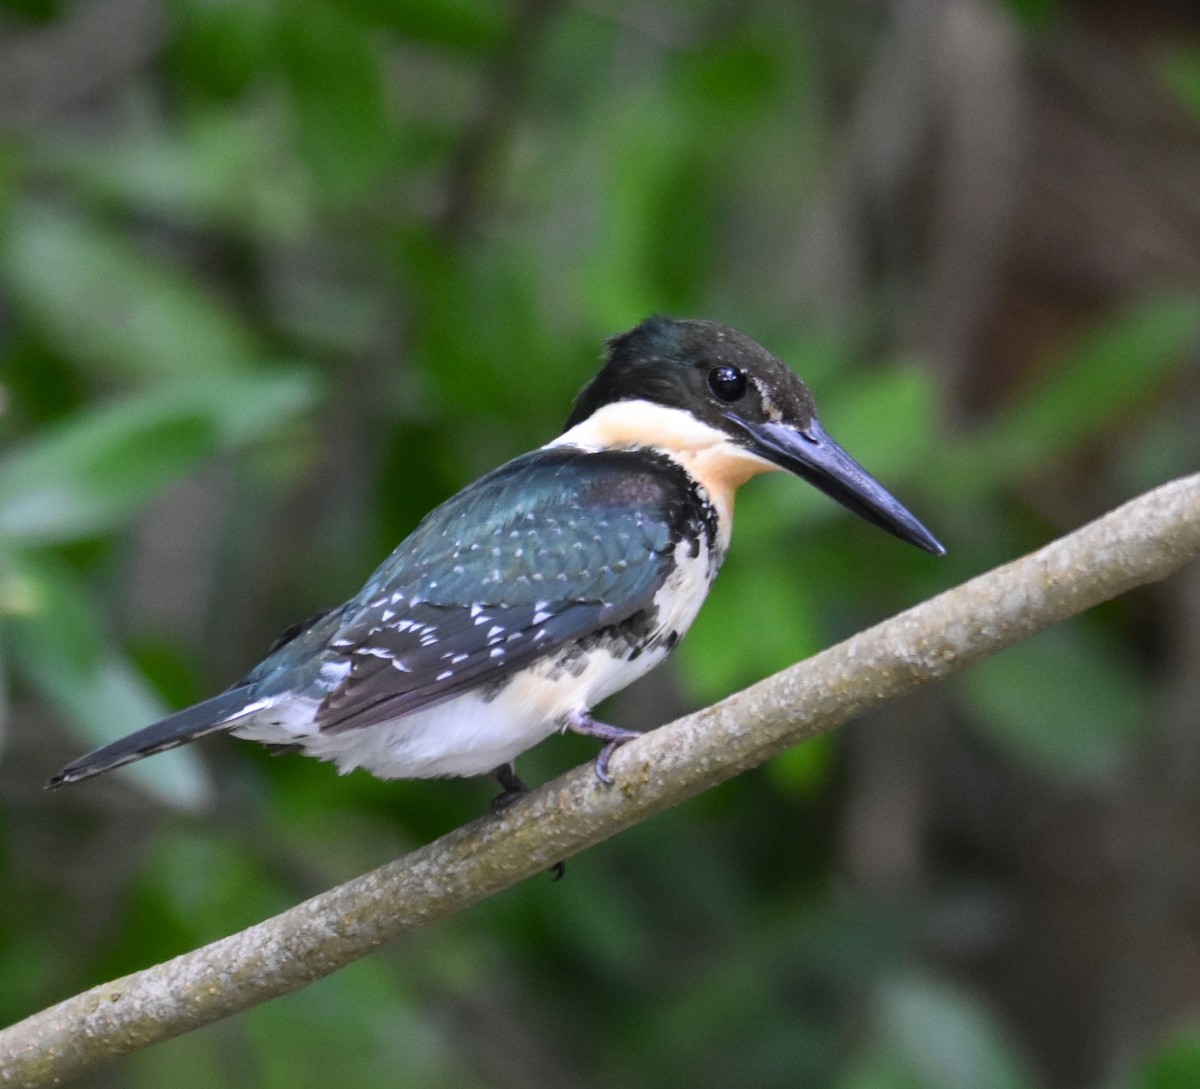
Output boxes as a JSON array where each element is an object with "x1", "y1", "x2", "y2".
[
  {"x1": 489, "y1": 762, "x2": 529, "y2": 816},
  {"x1": 488, "y1": 763, "x2": 565, "y2": 880},
  {"x1": 564, "y1": 711, "x2": 641, "y2": 785}
]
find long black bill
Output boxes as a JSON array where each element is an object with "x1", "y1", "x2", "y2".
[{"x1": 734, "y1": 417, "x2": 946, "y2": 555}]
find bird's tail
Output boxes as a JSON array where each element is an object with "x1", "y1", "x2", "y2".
[{"x1": 47, "y1": 687, "x2": 267, "y2": 789}]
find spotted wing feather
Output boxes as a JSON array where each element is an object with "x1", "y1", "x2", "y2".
[{"x1": 276, "y1": 447, "x2": 698, "y2": 734}]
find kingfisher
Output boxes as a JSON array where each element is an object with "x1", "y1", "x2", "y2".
[{"x1": 48, "y1": 317, "x2": 944, "y2": 805}]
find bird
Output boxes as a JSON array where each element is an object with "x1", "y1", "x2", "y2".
[{"x1": 48, "y1": 317, "x2": 944, "y2": 807}]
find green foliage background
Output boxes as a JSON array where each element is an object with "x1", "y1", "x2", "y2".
[{"x1": 2, "y1": 1, "x2": 1199, "y2": 1087}]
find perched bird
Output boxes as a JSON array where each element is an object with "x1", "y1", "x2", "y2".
[{"x1": 49, "y1": 317, "x2": 944, "y2": 805}]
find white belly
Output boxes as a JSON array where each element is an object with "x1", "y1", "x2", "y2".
[
  {"x1": 232, "y1": 642, "x2": 670, "y2": 779},
  {"x1": 232, "y1": 538, "x2": 716, "y2": 779}
]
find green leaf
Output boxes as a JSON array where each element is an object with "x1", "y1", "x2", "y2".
[
  {"x1": 175, "y1": 368, "x2": 322, "y2": 446},
  {"x1": 0, "y1": 623, "x2": 7, "y2": 765},
  {"x1": 1161, "y1": 48, "x2": 1200, "y2": 125},
  {"x1": 999, "y1": 0, "x2": 1059, "y2": 31},
  {"x1": 844, "y1": 975, "x2": 1036, "y2": 1089},
  {"x1": 44, "y1": 114, "x2": 313, "y2": 240},
  {"x1": 767, "y1": 732, "x2": 834, "y2": 796},
  {"x1": 0, "y1": 0, "x2": 62, "y2": 19},
  {"x1": 0, "y1": 372, "x2": 319, "y2": 544},
  {"x1": 328, "y1": 0, "x2": 505, "y2": 52},
  {"x1": 821, "y1": 362, "x2": 942, "y2": 482},
  {"x1": 168, "y1": 0, "x2": 274, "y2": 101},
  {"x1": 0, "y1": 409, "x2": 214, "y2": 543},
  {"x1": 2, "y1": 203, "x2": 264, "y2": 381},
  {"x1": 579, "y1": 95, "x2": 691, "y2": 330},
  {"x1": 1128, "y1": 1028, "x2": 1200, "y2": 1089},
  {"x1": 6, "y1": 553, "x2": 211, "y2": 810},
  {"x1": 679, "y1": 551, "x2": 822, "y2": 706},
  {"x1": 276, "y1": 0, "x2": 393, "y2": 203},
  {"x1": 950, "y1": 296, "x2": 1200, "y2": 495},
  {"x1": 959, "y1": 622, "x2": 1149, "y2": 782}
]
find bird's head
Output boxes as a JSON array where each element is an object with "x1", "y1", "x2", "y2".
[{"x1": 561, "y1": 316, "x2": 944, "y2": 555}]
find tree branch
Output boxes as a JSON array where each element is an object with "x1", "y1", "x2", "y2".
[{"x1": 4, "y1": 472, "x2": 1199, "y2": 1088}]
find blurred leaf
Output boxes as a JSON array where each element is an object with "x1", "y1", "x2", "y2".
[
  {"x1": 959, "y1": 623, "x2": 1149, "y2": 782},
  {"x1": 0, "y1": 624, "x2": 6, "y2": 763},
  {"x1": 679, "y1": 551, "x2": 822, "y2": 705},
  {"x1": 404, "y1": 229, "x2": 580, "y2": 450},
  {"x1": 276, "y1": 0, "x2": 393, "y2": 203},
  {"x1": 679, "y1": 37, "x2": 784, "y2": 120},
  {"x1": 767, "y1": 732, "x2": 834, "y2": 796},
  {"x1": 147, "y1": 829, "x2": 295, "y2": 936},
  {"x1": 176, "y1": 367, "x2": 321, "y2": 445},
  {"x1": 44, "y1": 114, "x2": 312, "y2": 239},
  {"x1": 6, "y1": 553, "x2": 211, "y2": 809},
  {"x1": 824, "y1": 362, "x2": 942, "y2": 481},
  {"x1": 0, "y1": 932, "x2": 55, "y2": 1027},
  {"x1": 243, "y1": 958, "x2": 480, "y2": 1089},
  {"x1": 999, "y1": 0, "x2": 1059, "y2": 31},
  {"x1": 168, "y1": 0, "x2": 274, "y2": 101},
  {"x1": 2, "y1": 203, "x2": 264, "y2": 381},
  {"x1": 330, "y1": 0, "x2": 505, "y2": 52},
  {"x1": 127, "y1": 1028, "x2": 232, "y2": 1089},
  {"x1": 0, "y1": 548, "x2": 37, "y2": 617},
  {"x1": 0, "y1": 409, "x2": 213, "y2": 544},
  {"x1": 0, "y1": 372, "x2": 319, "y2": 544},
  {"x1": 1127, "y1": 1028, "x2": 1200, "y2": 1089},
  {"x1": 1161, "y1": 48, "x2": 1200, "y2": 125},
  {"x1": 0, "y1": 0, "x2": 61, "y2": 19},
  {"x1": 950, "y1": 296, "x2": 1200, "y2": 495},
  {"x1": 844, "y1": 975, "x2": 1036, "y2": 1089},
  {"x1": 641, "y1": 150, "x2": 723, "y2": 312},
  {"x1": 580, "y1": 95, "x2": 691, "y2": 329}
]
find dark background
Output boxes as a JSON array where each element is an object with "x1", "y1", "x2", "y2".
[{"x1": 2, "y1": 0, "x2": 1200, "y2": 1086}]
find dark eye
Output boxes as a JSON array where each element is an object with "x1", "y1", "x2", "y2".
[{"x1": 708, "y1": 366, "x2": 747, "y2": 402}]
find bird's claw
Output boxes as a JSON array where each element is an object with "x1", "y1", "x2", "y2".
[
  {"x1": 594, "y1": 741, "x2": 622, "y2": 785},
  {"x1": 564, "y1": 711, "x2": 640, "y2": 787},
  {"x1": 490, "y1": 762, "x2": 528, "y2": 816}
]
